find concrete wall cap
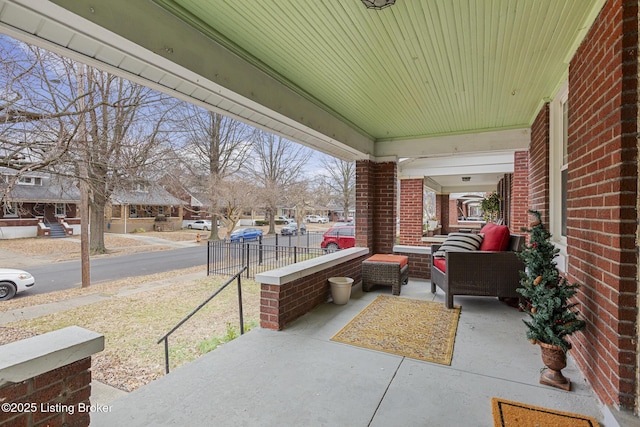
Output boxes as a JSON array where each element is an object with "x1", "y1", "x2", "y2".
[
  {"x1": 255, "y1": 247, "x2": 369, "y2": 285},
  {"x1": 0, "y1": 326, "x2": 104, "y2": 386}
]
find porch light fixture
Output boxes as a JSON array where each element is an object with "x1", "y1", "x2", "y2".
[{"x1": 361, "y1": 0, "x2": 396, "y2": 10}]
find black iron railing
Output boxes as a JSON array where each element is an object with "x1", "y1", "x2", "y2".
[
  {"x1": 207, "y1": 234, "x2": 327, "y2": 278},
  {"x1": 157, "y1": 266, "x2": 247, "y2": 374}
]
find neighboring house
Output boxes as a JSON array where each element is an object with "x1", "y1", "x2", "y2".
[
  {"x1": 106, "y1": 183, "x2": 184, "y2": 233},
  {"x1": 0, "y1": 167, "x2": 80, "y2": 239}
]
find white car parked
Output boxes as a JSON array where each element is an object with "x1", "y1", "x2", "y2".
[
  {"x1": 0, "y1": 268, "x2": 35, "y2": 301},
  {"x1": 187, "y1": 220, "x2": 212, "y2": 231},
  {"x1": 306, "y1": 215, "x2": 328, "y2": 223}
]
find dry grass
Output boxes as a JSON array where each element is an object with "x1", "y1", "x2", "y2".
[
  {"x1": 1, "y1": 270, "x2": 260, "y2": 392},
  {"x1": 0, "y1": 231, "x2": 261, "y2": 393}
]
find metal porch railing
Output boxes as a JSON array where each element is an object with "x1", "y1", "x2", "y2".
[{"x1": 157, "y1": 266, "x2": 247, "y2": 374}]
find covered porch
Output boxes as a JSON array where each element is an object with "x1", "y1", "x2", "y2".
[
  {"x1": 0, "y1": 0, "x2": 637, "y2": 422},
  {"x1": 91, "y1": 279, "x2": 613, "y2": 426}
]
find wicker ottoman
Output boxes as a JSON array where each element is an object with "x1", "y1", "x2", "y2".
[{"x1": 362, "y1": 254, "x2": 409, "y2": 296}]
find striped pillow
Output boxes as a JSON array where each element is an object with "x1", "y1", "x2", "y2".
[{"x1": 434, "y1": 233, "x2": 483, "y2": 258}]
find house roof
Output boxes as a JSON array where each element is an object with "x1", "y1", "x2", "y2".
[
  {"x1": 0, "y1": 167, "x2": 80, "y2": 203},
  {"x1": 111, "y1": 185, "x2": 184, "y2": 206}
]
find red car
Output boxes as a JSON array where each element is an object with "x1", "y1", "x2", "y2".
[{"x1": 320, "y1": 226, "x2": 355, "y2": 252}]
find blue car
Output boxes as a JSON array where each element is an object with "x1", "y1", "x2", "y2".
[{"x1": 229, "y1": 227, "x2": 263, "y2": 242}]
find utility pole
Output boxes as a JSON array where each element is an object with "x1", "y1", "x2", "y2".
[{"x1": 77, "y1": 64, "x2": 91, "y2": 288}]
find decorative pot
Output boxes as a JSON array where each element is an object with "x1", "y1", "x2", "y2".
[
  {"x1": 538, "y1": 341, "x2": 571, "y2": 391},
  {"x1": 328, "y1": 277, "x2": 354, "y2": 305}
]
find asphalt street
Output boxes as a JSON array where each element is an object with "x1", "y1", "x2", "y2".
[
  {"x1": 25, "y1": 245, "x2": 207, "y2": 295},
  {"x1": 22, "y1": 232, "x2": 324, "y2": 295}
]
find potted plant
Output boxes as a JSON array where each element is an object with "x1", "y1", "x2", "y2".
[
  {"x1": 517, "y1": 210, "x2": 586, "y2": 391},
  {"x1": 480, "y1": 192, "x2": 501, "y2": 222}
]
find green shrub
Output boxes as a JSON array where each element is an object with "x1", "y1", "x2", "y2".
[{"x1": 254, "y1": 220, "x2": 269, "y2": 226}]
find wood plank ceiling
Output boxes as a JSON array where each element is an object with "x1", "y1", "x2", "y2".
[
  {"x1": 0, "y1": 0, "x2": 605, "y2": 190},
  {"x1": 155, "y1": 0, "x2": 603, "y2": 142}
]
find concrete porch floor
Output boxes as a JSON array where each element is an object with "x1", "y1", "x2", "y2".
[{"x1": 92, "y1": 279, "x2": 613, "y2": 426}]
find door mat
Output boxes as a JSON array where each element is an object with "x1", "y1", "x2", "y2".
[
  {"x1": 491, "y1": 397, "x2": 599, "y2": 427},
  {"x1": 330, "y1": 295, "x2": 460, "y2": 365}
]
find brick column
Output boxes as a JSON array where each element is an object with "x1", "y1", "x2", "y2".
[
  {"x1": 436, "y1": 193, "x2": 450, "y2": 235},
  {"x1": 355, "y1": 159, "x2": 397, "y2": 254},
  {"x1": 399, "y1": 178, "x2": 423, "y2": 246},
  {"x1": 373, "y1": 161, "x2": 397, "y2": 253},
  {"x1": 510, "y1": 151, "x2": 529, "y2": 235}
]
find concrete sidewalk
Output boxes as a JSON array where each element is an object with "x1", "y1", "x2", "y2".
[{"x1": 0, "y1": 271, "x2": 207, "y2": 325}]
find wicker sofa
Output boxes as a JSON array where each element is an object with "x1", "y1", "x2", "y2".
[{"x1": 430, "y1": 234, "x2": 525, "y2": 309}]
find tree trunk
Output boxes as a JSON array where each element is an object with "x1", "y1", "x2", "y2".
[
  {"x1": 209, "y1": 220, "x2": 221, "y2": 241},
  {"x1": 89, "y1": 193, "x2": 107, "y2": 254},
  {"x1": 267, "y1": 206, "x2": 275, "y2": 235}
]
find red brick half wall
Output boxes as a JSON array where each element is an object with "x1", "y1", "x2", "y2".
[
  {"x1": 0, "y1": 327, "x2": 104, "y2": 427},
  {"x1": 258, "y1": 248, "x2": 370, "y2": 330}
]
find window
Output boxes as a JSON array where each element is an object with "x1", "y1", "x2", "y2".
[
  {"x1": 17, "y1": 176, "x2": 42, "y2": 185},
  {"x1": 55, "y1": 203, "x2": 66, "y2": 217},
  {"x1": 3, "y1": 201, "x2": 17, "y2": 217},
  {"x1": 549, "y1": 81, "x2": 568, "y2": 270},
  {"x1": 129, "y1": 205, "x2": 138, "y2": 218},
  {"x1": 157, "y1": 206, "x2": 164, "y2": 215},
  {"x1": 134, "y1": 183, "x2": 147, "y2": 192},
  {"x1": 561, "y1": 100, "x2": 568, "y2": 237}
]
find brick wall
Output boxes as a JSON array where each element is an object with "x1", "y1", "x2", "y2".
[
  {"x1": 260, "y1": 255, "x2": 368, "y2": 330},
  {"x1": 529, "y1": 105, "x2": 550, "y2": 222},
  {"x1": 355, "y1": 160, "x2": 375, "y2": 251},
  {"x1": 373, "y1": 162, "x2": 397, "y2": 253},
  {"x1": 0, "y1": 357, "x2": 93, "y2": 427},
  {"x1": 436, "y1": 194, "x2": 450, "y2": 235},
  {"x1": 355, "y1": 160, "x2": 397, "y2": 253},
  {"x1": 392, "y1": 251, "x2": 431, "y2": 280},
  {"x1": 399, "y1": 178, "x2": 424, "y2": 246},
  {"x1": 498, "y1": 174, "x2": 511, "y2": 226},
  {"x1": 566, "y1": 0, "x2": 638, "y2": 410},
  {"x1": 510, "y1": 151, "x2": 529, "y2": 235}
]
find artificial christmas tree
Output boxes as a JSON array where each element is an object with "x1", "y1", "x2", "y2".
[{"x1": 517, "y1": 210, "x2": 585, "y2": 390}]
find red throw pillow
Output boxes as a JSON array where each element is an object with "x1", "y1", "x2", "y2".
[{"x1": 479, "y1": 223, "x2": 510, "y2": 251}]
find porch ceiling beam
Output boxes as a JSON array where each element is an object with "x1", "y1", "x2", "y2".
[
  {"x1": 441, "y1": 184, "x2": 499, "y2": 193},
  {"x1": 400, "y1": 152, "x2": 515, "y2": 177},
  {"x1": 375, "y1": 128, "x2": 530, "y2": 158}
]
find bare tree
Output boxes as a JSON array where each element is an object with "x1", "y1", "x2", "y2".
[
  {"x1": 174, "y1": 105, "x2": 252, "y2": 239},
  {"x1": 213, "y1": 176, "x2": 258, "y2": 241},
  {"x1": 321, "y1": 157, "x2": 355, "y2": 221},
  {"x1": 283, "y1": 179, "x2": 313, "y2": 246},
  {"x1": 249, "y1": 130, "x2": 311, "y2": 235},
  {"x1": 0, "y1": 36, "x2": 85, "y2": 173},
  {"x1": 69, "y1": 66, "x2": 179, "y2": 254}
]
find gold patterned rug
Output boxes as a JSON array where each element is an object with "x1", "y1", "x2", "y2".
[
  {"x1": 491, "y1": 398, "x2": 599, "y2": 427},
  {"x1": 330, "y1": 295, "x2": 461, "y2": 365}
]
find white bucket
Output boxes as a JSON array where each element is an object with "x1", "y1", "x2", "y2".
[{"x1": 328, "y1": 277, "x2": 354, "y2": 305}]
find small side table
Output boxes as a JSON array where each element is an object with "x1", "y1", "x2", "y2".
[{"x1": 362, "y1": 254, "x2": 409, "y2": 296}]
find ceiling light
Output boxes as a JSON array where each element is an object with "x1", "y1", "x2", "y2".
[
  {"x1": 462, "y1": 177, "x2": 471, "y2": 182},
  {"x1": 361, "y1": 0, "x2": 396, "y2": 10}
]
